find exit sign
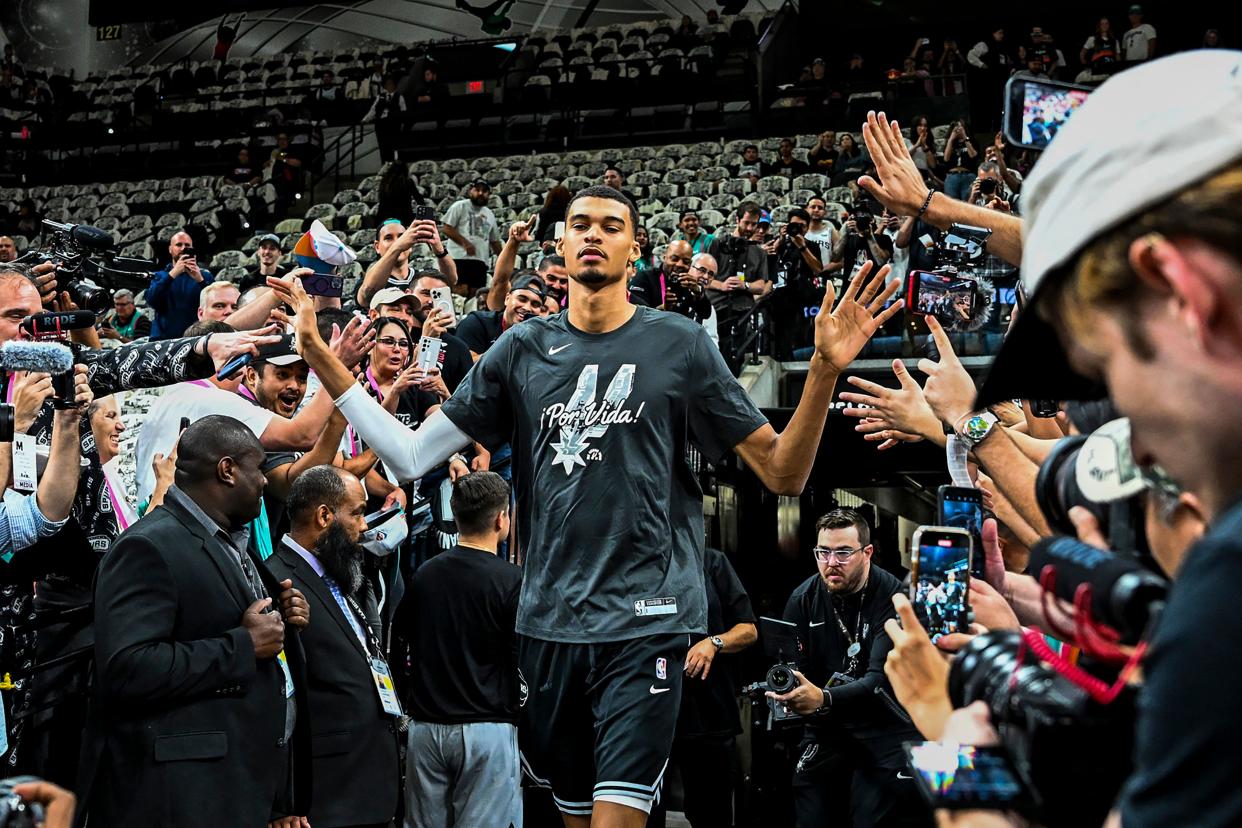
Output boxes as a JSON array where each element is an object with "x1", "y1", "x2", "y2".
[
  {"x1": 96, "y1": 24, "x2": 123, "y2": 40},
  {"x1": 467, "y1": 80, "x2": 484, "y2": 94}
]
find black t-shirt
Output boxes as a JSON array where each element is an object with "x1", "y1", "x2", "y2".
[
  {"x1": 762, "y1": 158, "x2": 809, "y2": 178},
  {"x1": 225, "y1": 163, "x2": 259, "y2": 185},
  {"x1": 439, "y1": 306, "x2": 768, "y2": 642},
  {"x1": 677, "y1": 547, "x2": 755, "y2": 739},
  {"x1": 436, "y1": 331, "x2": 474, "y2": 393},
  {"x1": 454, "y1": 309, "x2": 506, "y2": 355},
  {"x1": 240, "y1": 264, "x2": 289, "y2": 295},
  {"x1": 627, "y1": 267, "x2": 666, "y2": 308},
  {"x1": 403, "y1": 545, "x2": 522, "y2": 724},
  {"x1": 783, "y1": 564, "x2": 920, "y2": 766},
  {"x1": 1119, "y1": 498, "x2": 1242, "y2": 826}
]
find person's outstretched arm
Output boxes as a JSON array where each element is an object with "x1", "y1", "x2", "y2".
[
  {"x1": 268, "y1": 276, "x2": 471, "y2": 482},
  {"x1": 488, "y1": 217, "x2": 534, "y2": 310},
  {"x1": 859, "y1": 111, "x2": 1022, "y2": 267},
  {"x1": 732, "y1": 262, "x2": 902, "y2": 495}
]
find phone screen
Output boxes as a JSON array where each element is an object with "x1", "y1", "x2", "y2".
[
  {"x1": 938, "y1": 486, "x2": 985, "y2": 579},
  {"x1": 911, "y1": 529, "x2": 971, "y2": 638},
  {"x1": 908, "y1": 270, "x2": 976, "y2": 327},
  {"x1": 1005, "y1": 76, "x2": 1091, "y2": 150},
  {"x1": 906, "y1": 743, "x2": 1033, "y2": 809}
]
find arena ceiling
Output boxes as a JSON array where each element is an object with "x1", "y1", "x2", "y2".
[{"x1": 135, "y1": 0, "x2": 787, "y2": 66}]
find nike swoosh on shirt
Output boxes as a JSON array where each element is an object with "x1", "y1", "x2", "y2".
[
  {"x1": 549, "y1": 344, "x2": 572, "y2": 355},
  {"x1": 897, "y1": 772, "x2": 914, "y2": 780},
  {"x1": 809, "y1": 621, "x2": 827, "y2": 627},
  {"x1": 648, "y1": 685, "x2": 671, "y2": 695}
]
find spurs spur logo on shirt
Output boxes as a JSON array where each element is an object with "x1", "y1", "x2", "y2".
[{"x1": 540, "y1": 364, "x2": 645, "y2": 474}]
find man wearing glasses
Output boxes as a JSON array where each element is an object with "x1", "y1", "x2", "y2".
[{"x1": 775, "y1": 508, "x2": 926, "y2": 828}]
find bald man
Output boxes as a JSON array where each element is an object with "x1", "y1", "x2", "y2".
[
  {"x1": 146, "y1": 230, "x2": 215, "y2": 339},
  {"x1": 0, "y1": 236, "x2": 17, "y2": 263},
  {"x1": 627, "y1": 238, "x2": 693, "y2": 308}
]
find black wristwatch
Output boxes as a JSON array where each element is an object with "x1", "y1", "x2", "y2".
[{"x1": 433, "y1": 246, "x2": 449, "y2": 258}]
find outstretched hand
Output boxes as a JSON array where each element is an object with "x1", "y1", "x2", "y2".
[
  {"x1": 917, "y1": 316, "x2": 977, "y2": 428},
  {"x1": 813, "y1": 260, "x2": 903, "y2": 373},
  {"x1": 884, "y1": 593, "x2": 954, "y2": 740},
  {"x1": 840, "y1": 358, "x2": 943, "y2": 446},
  {"x1": 858, "y1": 110, "x2": 933, "y2": 218},
  {"x1": 328, "y1": 314, "x2": 376, "y2": 370},
  {"x1": 267, "y1": 274, "x2": 322, "y2": 354}
]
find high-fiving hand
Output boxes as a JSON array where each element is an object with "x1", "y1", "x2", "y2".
[
  {"x1": 813, "y1": 260, "x2": 903, "y2": 374},
  {"x1": 858, "y1": 110, "x2": 932, "y2": 219},
  {"x1": 918, "y1": 316, "x2": 978, "y2": 429}
]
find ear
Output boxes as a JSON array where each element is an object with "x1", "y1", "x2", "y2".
[
  {"x1": 1128, "y1": 235, "x2": 1224, "y2": 351},
  {"x1": 217, "y1": 457, "x2": 236, "y2": 486},
  {"x1": 316, "y1": 503, "x2": 334, "y2": 530}
]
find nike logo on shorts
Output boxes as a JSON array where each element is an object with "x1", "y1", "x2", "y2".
[
  {"x1": 549, "y1": 344, "x2": 572, "y2": 355},
  {"x1": 648, "y1": 685, "x2": 671, "y2": 695},
  {"x1": 809, "y1": 621, "x2": 826, "y2": 627}
]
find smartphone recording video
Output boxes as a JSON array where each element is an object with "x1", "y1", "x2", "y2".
[
  {"x1": 1004, "y1": 76, "x2": 1092, "y2": 151},
  {"x1": 938, "y1": 486, "x2": 985, "y2": 579},
  {"x1": 910, "y1": 526, "x2": 971, "y2": 639},
  {"x1": 412, "y1": 203, "x2": 437, "y2": 223},
  {"x1": 428, "y1": 286, "x2": 456, "y2": 328},
  {"x1": 906, "y1": 270, "x2": 977, "y2": 327},
  {"x1": 906, "y1": 742, "x2": 1035, "y2": 811}
]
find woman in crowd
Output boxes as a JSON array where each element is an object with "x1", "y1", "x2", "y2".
[
  {"x1": 831, "y1": 132, "x2": 870, "y2": 186},
  {"x1": 908, "y1": 114, "x2": 942, "y2": 187},
  {"x1": 535, "y1": 185, "x2": 573, "y2": 248},
  {"x1": 88, "y1": 394, "x2": 170, "y2": 527},
  {"x1": 941, "y1": 118, "x2": 978, "y2": 201},
  {"x1": 633, "y1": 225, "x2": 655, "y2": 277},
  {"x1": 1080, "y1": 18, "x2": 1119, "y2": 72},
  {"x1": 376, "y1": 161, "x2": 426, "y2": 227}
]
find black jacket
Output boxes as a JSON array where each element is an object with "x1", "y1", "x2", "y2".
[
  {"x1": 783, "y1": 564, "x2": 920, "y2": 768},
  {"x1": 81, "y1": 497, "x2": 311, "y2": 827},
  {"x1": 266, "y1": 540, "x2": 401, "y2": 828}
]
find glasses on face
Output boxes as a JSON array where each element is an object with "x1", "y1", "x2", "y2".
[
  {"x1": 690, "y1": 264, "x2": 716, "y2": 278},
  {"x1": 377, "y1": 337, "x2": 411, "y2": 349},
  {"x1": 813, "y1": 545, "x2": 867, "y2": 562}
]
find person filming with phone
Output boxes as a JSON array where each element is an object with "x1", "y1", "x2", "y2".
[
  {"x1": 774, "y1": 508, "x2": 927, "y2": 828},
  {"x1": 146, "y1": 230, "x2": 214, "y2": 340}
]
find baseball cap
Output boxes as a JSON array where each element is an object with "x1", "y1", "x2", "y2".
[
  {"x1": 254, "y1": 334, "x2": 304, "y2": 366},
  {"x1": 976, "y1": 50, "x2": 1242, "y2": 407},
  {"x1": 1075, "y1": 418, "x2": 1147, "y2": 504},
  {"x1": 757, "y1": 209, "x2": 772, "y2": 226},
  {"x1": 257, "y1": 233, "x2": 281, "y2": 247},
  {"x1": 369, "y1": 286, "x2": 419, "y2": 310},
  {"x1": 510, "y1": 273, "x2": 547, "y2": 299},
  {"x1": 471, "y1": 178, "x2": 491, "y2": 190}
]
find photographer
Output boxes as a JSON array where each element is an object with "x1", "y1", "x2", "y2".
[
  {"x1": 775, "y1": 509, "x2": 927, "y2": 828},
  {"x1": 1, "y1": 364, "x2": 91, "y2": 553},
  {"x1": 768, "y1": 208, "x2": 826, "y2": 288},
  {"x1": 146, "y1": 230, "x2": 214, "y2": 340},
  {"x1": 832, "y1": 202, "x2": 892, "y2": 274},
  {"x1": 628, "y1": 239, "x2": 693, "y2": 308},
  {"x1": 706, "y1": 202, "x2": 772, "y2": 364}
]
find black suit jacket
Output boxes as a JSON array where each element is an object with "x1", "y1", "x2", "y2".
[
  {"x1": 80, "y1": 497, "x2": 311, "y2": 827},
  {"x1": 267, "y1": 540, "x2": 401, "y2": 828}
]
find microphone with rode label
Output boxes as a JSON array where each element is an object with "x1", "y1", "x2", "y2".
[{"x1": 20, "y1": 311, "x2": 97, "y2": 341}]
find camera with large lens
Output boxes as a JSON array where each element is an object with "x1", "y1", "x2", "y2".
[
  {"x1": 741, "y1": 617, "x2": 803, "y2": 724},
  {"x1": 19, "y1": 219, "x2": 153, "y2": 313},
  {"x1": 910, "y1": 223, "x2": 995, "y2": 332},
  {"x1": 948, "y1": 631, "x2": 1136, "y2": 827}
]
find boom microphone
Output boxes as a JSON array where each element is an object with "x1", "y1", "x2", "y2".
[
  {"x1": 0, "y1": 341, "x2": 78, "y2": 410},
  {"x1": 70, "y1": 224, "x2": 115, "y2": 251},
  {"x1": 1028, "y1": 536, "x2": 1167, "y2": 643}
]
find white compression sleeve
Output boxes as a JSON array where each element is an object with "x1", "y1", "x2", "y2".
[{"x1": 334, "y1": 383, "x2": 472, "y2": 483}]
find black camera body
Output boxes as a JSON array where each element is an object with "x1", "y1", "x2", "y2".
[
  {"x1": 949, "y1": 632, "x2": 1135, "y2": 827},
  {"x1": 742, "y1": 662, "x2": 803, "y2": 723},
  {"x1": 0, "y1": 776, "x2": 45, "y2": 828},
  {"x1": 20, "y1": 219, "x2": 153, "y2": 313}
]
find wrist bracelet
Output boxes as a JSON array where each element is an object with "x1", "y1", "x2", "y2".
[
  {"x1": 916, "y1": 189, "x2": 936, "y2": 219},
  {"x1": 196, "y1": 333, "x2": 212, "y2": 357},
  {"x1": 434, "y1": 247, "x2": 449, "y2": 258}
]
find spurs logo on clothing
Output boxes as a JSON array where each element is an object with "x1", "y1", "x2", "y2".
[{"x1": 541, "y1": 364, "x2": 644, "y2": 475}]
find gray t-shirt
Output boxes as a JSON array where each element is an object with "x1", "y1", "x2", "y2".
[{"x1": 440, "y1": 306, "x2": 768, "y2": 643}]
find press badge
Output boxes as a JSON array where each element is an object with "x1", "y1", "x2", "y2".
[
  {"x1": 371, "y1": 657, "x2": 402, "y2": 716},
  {"x1": 277, "y1": 650, "x2": 295, "y2": 698},
  {"x1": 634, "y1": 597, "x2": 678, "y2": 617},
  {"x1": 11, "y1": 435, "x2": 36, "y2": 493}
]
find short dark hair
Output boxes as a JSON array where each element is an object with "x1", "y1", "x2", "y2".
[
  {"x1": 175, "y1": 414, "x2": 263, "y2": 489},
  {"x1": 537, "y1": 254, "x2": 566, "y2": 273},
  {"x1": 184, "y1": 320, "x2": 235, "y2": 337},
  {"x1": 807, "y1": 194, "x2": 826, "y2": 206},
  {"x1": 567, "y1": 185, "x2": 640, "y2": 234},
  {"x1": 737, "y1": 200, "x2": 762, "y2": 219},
  {"x1": 743, "y1": 144, "x2": 759, "y2": 153},
  {"x1": 316, "y1": 308, "x2": 354, "y2": 344},
  {"x1": 287, "y1": 465, "x2": 350, "y2": 524},
  {"x1": 451, "y1": 471, "x2": 510, "y2": 536},
  {"x1": 815, "y1": 508, "x2": 871, "y2": 547},
  {"x1": 788, "y1": 207, "x2": 811, "y2": 223},
  {"x1": 604, "y1": 164, "x2": 624, "y2": 178}
]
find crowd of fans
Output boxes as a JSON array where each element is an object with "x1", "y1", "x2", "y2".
[{"x1": 0, "y1": 10, "x2": 1240, "y2": 828}]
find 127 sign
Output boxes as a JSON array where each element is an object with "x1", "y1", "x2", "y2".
[{"x1": 96, "y1": 25, "x2": 123, "y2": 41}]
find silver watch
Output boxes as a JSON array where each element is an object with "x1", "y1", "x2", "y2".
[{"x1": 710, "y1": 636, "x2": 725, "y2": 651}]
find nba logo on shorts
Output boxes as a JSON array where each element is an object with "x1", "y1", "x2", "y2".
[{"x1": 655, "y1": 658, "x2": 667, "y2": 680}]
